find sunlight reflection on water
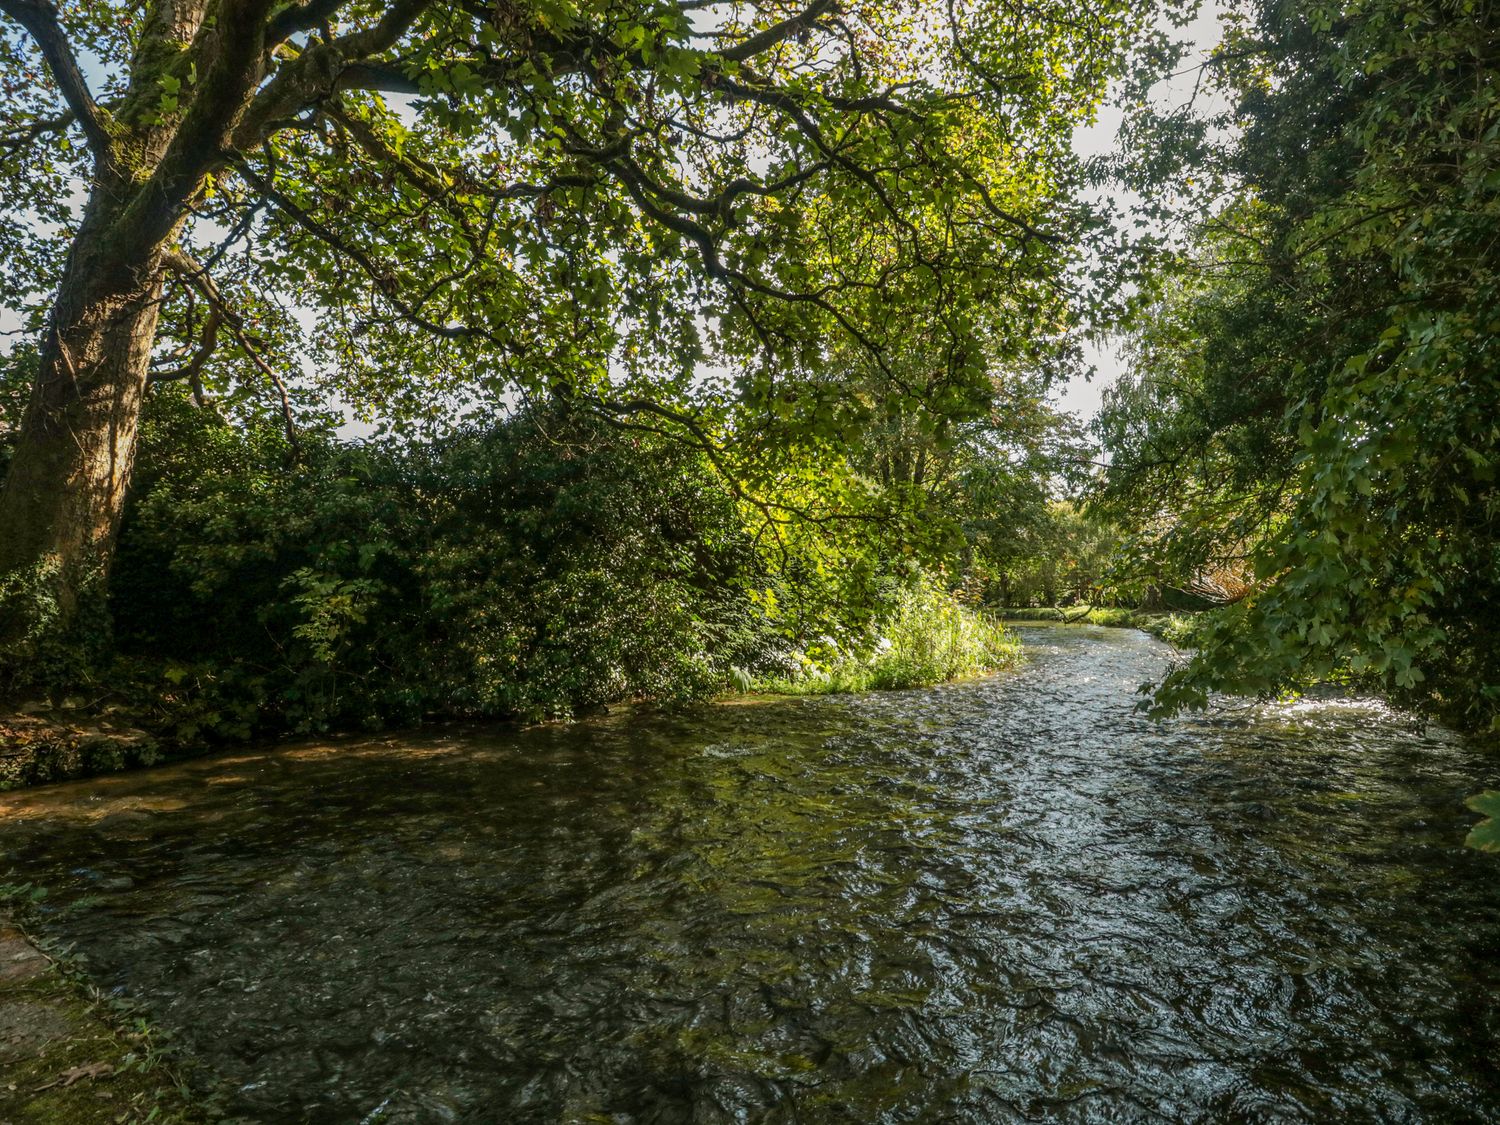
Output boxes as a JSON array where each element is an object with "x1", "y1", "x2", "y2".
[{"x1": 1, "y1": 625, "x2": 1497, "y2": 1123}]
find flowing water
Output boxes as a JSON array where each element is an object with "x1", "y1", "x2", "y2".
[{"x1": 2, "y1": 625, "x2": 1499, "y2": 1123}]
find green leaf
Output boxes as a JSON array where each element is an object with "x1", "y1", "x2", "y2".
[{"x1": 1465, "y1": 791, "x2": 1500, "y2": 853}]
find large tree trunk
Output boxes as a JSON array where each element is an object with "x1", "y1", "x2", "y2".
[
  {"x1": 0, "y1": 0, "x2": 219, "y2": 657},
  {"x1": 0, "y1": 193, "x2": 171, "y2": 645}
]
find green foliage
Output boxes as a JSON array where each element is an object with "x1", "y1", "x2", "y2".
[
  {"x1": 1151, "y1": 612, "x2": 1207, "y2": 650},
  {"x1": 90, "y1": 386, "x2": 1031, "y2": 747},
  {"x1": 0, "y1": 343, "x2": 30, "y2": 467},
  {"x1": 1096, "y1": 0, "x2": 1500, "y2": 734},
  {"x1": 0, "y1": 0, "x2": 1192, "y2": 673},
  {"x1": 0, "y1": 0, "x2": 1168, "y2": 441},
  {"x1": 0, "y1": 557, "x2": 113, "y2": 699},
  {"x1": 1467, "y1": 792, "x2": 1500, "y2": 854},
  {"x1": 801, "y1": 326, "x2": 1129, "y2": 616},
  {"x1": 1078, "y1": 606, "x2": 1132, "y2": 628},
  {"x1": 757, "y1": 576, "x2": 1020, "y2": 695},
  {"x1": 981, "y1": 503, "x2": 1140, "y2": 608},
  {"x1": 104, "y1": 394, "x2": 798, "y2": 735}
]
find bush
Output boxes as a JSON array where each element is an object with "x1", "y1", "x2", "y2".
[
  {"x1": 4, "y1": 387, "x2": 1027, "y2": 757},
  {"x1": 757, "y1": 576, "x2": 1021, "y2": 695},
  {"x1": 105, "y1": 396, "x2": 793, "y2": 738}
]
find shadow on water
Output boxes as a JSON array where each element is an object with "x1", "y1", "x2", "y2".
[{"x1": 2, "y1": 625, "x2": 1499, "y2": 1122}]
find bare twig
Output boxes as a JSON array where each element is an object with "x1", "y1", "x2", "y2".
[{"x1": 161, "y1": 248, "x2": 301, "y2": 455}]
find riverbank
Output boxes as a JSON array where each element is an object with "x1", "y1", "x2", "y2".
[
  {"x1": 0, "y1": 714, "x2": 165, "y2": 791},
  {"x1": 0, "y1": 898, "x2": 204, "y2": 1124},
  {"x1": 989, "y1": 606, "x2": 1197, "y2": 645},
  {"x1": 3, "y1": 580, "x2": 1018, "y2": 793},
  {"x1": 752, "y1": 589, "x2": 1021, "y2": 695}
]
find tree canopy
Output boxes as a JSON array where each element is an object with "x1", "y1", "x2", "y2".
[
  {"x1": 0, "y1": 0, "x2": 1151, "y2": 431},
  {"x1": 0, "y1": 0, "x2": 1169, "y2": 657},
  {"x1": 1094, "y1": 0, "x2": 1500, "y2": 730}
]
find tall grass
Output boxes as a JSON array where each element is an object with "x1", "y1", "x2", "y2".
[{"x1": 757, "y1": 579, "x2": 1021, "y2": 695}]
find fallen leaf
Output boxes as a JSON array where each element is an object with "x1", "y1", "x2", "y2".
[{"x1": 32, "y1": 1061, "x2": 114, "y2": 1092}]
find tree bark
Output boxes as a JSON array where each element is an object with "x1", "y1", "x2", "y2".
[
  {"x1": 0, "y1": 190, "x2": 172, "y2": 640},
  {"x1": 0, "y1": 0, "x2": 224, "y2": 653}
]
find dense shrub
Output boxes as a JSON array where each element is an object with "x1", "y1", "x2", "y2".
[
  {"x1": 981, "y1": 504, "x2": 1145, "y2": 609},
  {"x1": 106, "y1": 397, "x2": 792, "y2": 738},
  {"x1": 3, "y1": 371, "x2": 1030, "y2": 753}
]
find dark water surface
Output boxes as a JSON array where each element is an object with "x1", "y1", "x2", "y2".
[{"x1": 2, "y1": 626, "x2": 1499, "y2": 1123}]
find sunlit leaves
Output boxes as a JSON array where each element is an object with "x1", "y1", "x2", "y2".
[
  {"x1": 0, "y1": 0, "x2": 1168, "y2": 444},
  {"x1": 1467, "y1": 792, "x2": 1500, "y2": 854}
]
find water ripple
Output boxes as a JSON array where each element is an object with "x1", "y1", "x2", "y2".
[{"x1": 1, "y1": 625, "x2": 1498, "y2": 1122}]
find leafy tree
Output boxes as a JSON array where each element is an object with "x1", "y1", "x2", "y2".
[
  {"x1": 983, "y1": 502, "x2": 1133, "y2": 607},
  {"x1": 1095, "y1": 0, "x2": 1500, "y2": 728},
  {"x1": 97, "y1": 386, "x2": 1029, "y2": 741},
  {"x1": 0, "y1": 0, "x2": 1160, "y2": 668}
]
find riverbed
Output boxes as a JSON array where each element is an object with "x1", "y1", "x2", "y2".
[{"x1": 1, "y1": 625, "x2": 1497, "y2": 1122}]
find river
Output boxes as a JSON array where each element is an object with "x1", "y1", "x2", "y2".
[{"x1": 1, "y1": 625, "x2": 1497, "y2": 1122}]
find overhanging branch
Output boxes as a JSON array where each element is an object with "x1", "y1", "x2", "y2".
[
  {"x1": 148, "y1": 292, "x2": 222, "y2": 401},
  {"x1": 161, "y1": 248, "x2": 301, "y2": 456},
  {"x1": 719, "y1": 0, "x2": 836, "y2": 63},
  {"x1": 0, "y1": 0, "x2": 113, "y2": 161}
]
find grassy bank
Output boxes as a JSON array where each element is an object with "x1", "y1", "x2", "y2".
[
  {"x1": 755, "y1": 582, "x2": 1023, "y2": 695},
  {"x1": 0, "y1": 887, "x2": 208, "y2": 1125},
  {"x1": 989, "y1": 606, "x2": 1199, "y2": 646}
]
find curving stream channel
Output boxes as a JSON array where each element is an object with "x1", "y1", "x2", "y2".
[{"x1": 2, "y1": 625, "x2": 1499, "y2": 1122}]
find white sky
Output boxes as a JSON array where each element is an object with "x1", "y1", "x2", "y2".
[{"x1": 1053, "y1": 0, "x2": 1228, "y2": 423}]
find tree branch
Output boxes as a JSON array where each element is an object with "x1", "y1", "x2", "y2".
[
  {"x1": 0, "y1": 109, "x2": 73, "y2": 166},
  {"x1": 719, "y1": 0, "x2": 836, "y2": 63},
  {"x1": 230, "y1": 156, "x2": 523, "y2": 351},
  {"x1": 148, "y1": 294, "x2": 222, "y2": 397},
  {"x1": 233, "y1": 0, "x2": 432, "y2": 149},
  {"x1": 265, "y1": 0, "x2": 345, "y2": 46},
  {"x1": 587, "y1": 395, "x2": 886, "y2": 530},
  {"x1": 161, "y1": 248, "x2": 301, "y2": 455},
  {"x1": 0, "y1": 0, "x2": 113, "y2": 160}
]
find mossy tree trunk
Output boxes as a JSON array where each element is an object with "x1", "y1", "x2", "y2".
[
  {"x1": 0, "y1": 0, "x2": 430, "y2": 657},
  {"x1": 0, "y1": 201, "x2": 173, "y2": 628},
  {"x1": 0, "y1": 0, "x2": 246, "y2": 652}
]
